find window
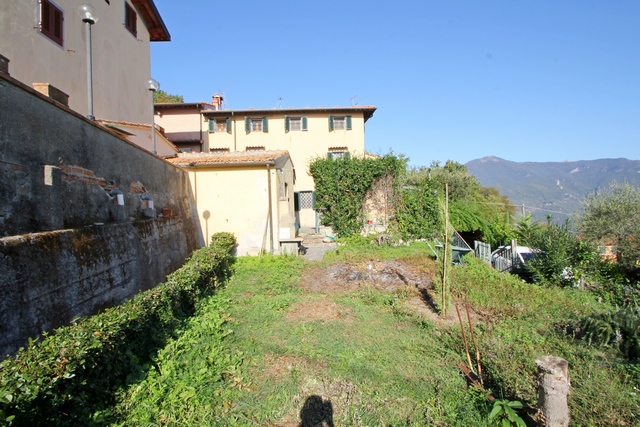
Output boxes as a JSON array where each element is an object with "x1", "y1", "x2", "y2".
[
  {"x1": 208, "y1": 118, "x2": 231, "y2": 133},
  {"x1": 294, "y1": 191, "x2": 315, "y2": 211},
  {"x1": 244, "y1": 117, "x2": 269, "y2": 133},
  {"x1": 328, "y1": 148, "x2": 350, "y2": 160},
  {"x1": 125, "y1": 2, "x2": 137, "y2": 37},
  {"x1": 285, "y1": 116, "x2": 308, "y2": 132},
  {"x1": 39, "y1": 0, "x2": 64, "y2": 47},
  {"x1": 328, "y1": 115, "x2": 352, "y2": 131}
]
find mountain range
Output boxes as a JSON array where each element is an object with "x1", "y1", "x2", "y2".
[{"x1": 465, "y1": 157, "x2": 640, "y2": 222}]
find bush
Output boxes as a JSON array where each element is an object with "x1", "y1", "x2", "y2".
[
  {"x1": 581, "y1": 304, "x2": 640, "y2": 361},
  {"x1": 0, "y1": 233, "x2": 236, "y2": 426}
]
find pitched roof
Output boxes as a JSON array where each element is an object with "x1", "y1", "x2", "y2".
[
  {"x1": 201, "y1": 106, "x2": 377, "y2": 122},
  {"x1": 166, "y1": 150, "x2": 290, "y2": 167},
  {"x1": 131, "y1": 0, "x2": 170, "y2": 41}
]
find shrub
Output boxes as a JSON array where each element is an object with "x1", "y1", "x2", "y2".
[{"x1": 0, "y1": 233, "x2": 236, "y2": 426}]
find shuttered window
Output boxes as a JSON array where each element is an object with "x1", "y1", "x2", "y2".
[
  {"x1": 285, "y1": 116, "x2": 308, "y2": 132},
  {"x1": 329, "y1": 115, "x2": 352, "y2": 131},
  {"x1": 208, "y1": 118, "x2": 232, "y2": 133},
  {"x1": 40, "y1": 0, "x2": 64, "y2": 47},
  {"x1": 245, "y1": 117, "x2": 269, "y2": 133},
  {"x1": 125, "y1": 2, "x2": 137, "y2": 37}
]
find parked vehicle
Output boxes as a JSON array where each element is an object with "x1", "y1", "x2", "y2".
[{"x1": 491, "y1": 245, "x2": 535, "y2": 272}]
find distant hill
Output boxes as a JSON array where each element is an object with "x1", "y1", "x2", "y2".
[{"x1": 465, "y1": 156, "x2": 640, "y2": 222}]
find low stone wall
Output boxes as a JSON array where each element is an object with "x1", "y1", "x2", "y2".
[{"x1": 0, "y1": 74, "x2": 202, "y2": 356}]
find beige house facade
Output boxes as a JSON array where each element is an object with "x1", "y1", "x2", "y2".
[
  {"x1": 1, "y1": 0, "x2": 169, "y2": 125},
  {"x1": 98, "y1": 119, "x2": 179, "y2": 157},
  {"x1": 202, "y1": 105, "x2": 376, "y2": 229},
  {"x1": 166, "y1": 151, "x2": 296, "y2": 256}
]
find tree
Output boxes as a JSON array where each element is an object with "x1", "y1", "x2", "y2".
[
  {"x1": 153, "y1": 90, "x2": 184, "y2": 104},
  {"x1": 578, "y1": 182, "x2": 640, "y2": 277}
]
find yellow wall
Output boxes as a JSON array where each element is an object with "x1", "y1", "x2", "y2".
[
  {"x1": 206, "y1": 113, "x2": 367, "y2": 192},
  {"x1": 1, "y1": 0, "x2": 155, "y2": 124},
  {"x1": 186, "y1": 156, "x2": 295, "y2": 256}
]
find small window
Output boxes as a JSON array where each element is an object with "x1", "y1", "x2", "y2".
[
  {"x1": 39, "y1": 0, "x2": 64, "y2": 47},
  {"x1": 329, "y1": 115, "x2": 352, "y2": 131},
  {"x1": 125, "y1": 2, "x2": 137, "y2": 37},
  {"x1": 285, "y1": 116, "x2": 308, "y2": 132},
  {"x1": 328, "y1": 150, "x2": 350, "y2": 160},
  {"x1": 181, "y1": 148, "x2": 193, "y2": 153},
  {"x1": 210, "y1": 147, "x2": 230, "y2": 153},
  {"x1": 295, "y1": 191, "x2": 315, "y2": 210}
]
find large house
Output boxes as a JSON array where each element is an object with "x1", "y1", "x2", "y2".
[
  {"x1": 157, "y1": 95, "x2": 376, "y2": 229},
  {"x1": 1, "y1": 0, "x2": 169, "y2": 125}
]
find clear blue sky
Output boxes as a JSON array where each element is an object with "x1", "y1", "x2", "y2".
[{"x1": 150, "y1": 0, "x2": 639, "y2": 167}]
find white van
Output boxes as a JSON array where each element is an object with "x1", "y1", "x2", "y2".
[{"x1": 491, "y1": 245, "x2": 535, "y2": 272}]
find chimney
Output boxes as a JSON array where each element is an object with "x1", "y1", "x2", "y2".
[{"x1": 212, "y1": 93, "x2": 223, "y2": 110}]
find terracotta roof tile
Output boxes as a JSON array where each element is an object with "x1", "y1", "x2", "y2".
[{"x1": 165, "y1": 150, "x2": 289, "y2": 166}]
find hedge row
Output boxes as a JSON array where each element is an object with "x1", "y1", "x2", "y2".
[{"x1": 0, "y1": 232, "x2": 236, "y2": 426}]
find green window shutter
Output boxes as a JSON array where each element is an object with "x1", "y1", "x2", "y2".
[
  {"x1": 312, "y1": 191, "x2": 316, "y2": 209},
  {"x1": 328, "y1": 115, "x2": 334, "y2": 132},
  {"x1": 327, "y1": 152, "x2": 333, "y2": 160},
  {"x1": 302, "y1": 116, "x2": 308, "y2": 131},
  {"x1": 346, "y1": 115, "x2": 352, "y2": 130},
  {"x1": 245, "y1": 117, "x2": 251, "y2": 133},
  {"x1": 345, "y1": 152, "x2": 351, "y2": 160},
  {"x1": 208, "y1": 118, "x2": 215, "y2": 133},
  {"x1": 294, "y1": 192, "x2": 300, "y2": 211},
  {"x1": 226, "y1": 117, "x2": 232, "y2": 134},
  {"x1": 285, "y1": 116, "x2": 290, "y2": 132},
  {"x1": 262, "y1": 117, "x2": 269, "y2": 133}
]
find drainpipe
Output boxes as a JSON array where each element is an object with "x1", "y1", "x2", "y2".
[
  {"x1": 232, "y1": 111, "x2": 237, "y2": 151},
  {"x1": 267, "y1": 164, "x2": 274, "y2": 254}
]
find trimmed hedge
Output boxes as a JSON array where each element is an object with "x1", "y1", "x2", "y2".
[{"x1": 0, "y1": 232, "x2": 236, "y2": 426}]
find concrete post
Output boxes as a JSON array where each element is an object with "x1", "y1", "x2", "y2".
[{"x1": 536, "y1": 356, "x2": 570, "y2": 427}]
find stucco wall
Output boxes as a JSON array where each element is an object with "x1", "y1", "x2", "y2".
[
  {"x1": 206, "y1": 113, "x2": 367, "y2": 192},
  {"x1": 0, "y1": 0, "x2": 155, "y2": 124},
  {"x1": 186, "y1": 156, "x2": 295, "y2": 255},
  {"x1": 0, "y1": 74, "x2": 202, "y2": 356}
]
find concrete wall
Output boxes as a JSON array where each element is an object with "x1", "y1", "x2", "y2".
[
  {"x1": 0, "y1": 0, "x2": 159, "y2": 124},
  {"x1": 0, "y1": 74, "x2": 202, "y2": 356}
]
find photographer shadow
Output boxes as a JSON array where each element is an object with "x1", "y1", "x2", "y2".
[{"x1": 299, "y1": 395, "x2": 334, "y2": 427}]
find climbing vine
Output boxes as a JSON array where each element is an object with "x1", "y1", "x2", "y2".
[{"x1": 309, "y1": 154, "x2": 406, "y2": 237}]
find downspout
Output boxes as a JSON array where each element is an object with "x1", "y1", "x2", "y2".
[
  {"x1": 199, "y1": 106, "x2": 203, "y2": 151},
  {"x1": 232, "y1": 111, "x2": 237, "y2": 151},
  {"x1": 267, "y1": 164, "x2": 274, "y2": 254}
]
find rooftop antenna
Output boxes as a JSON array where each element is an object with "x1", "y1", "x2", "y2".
[
  {"x1": 278, "y1": 96, "x2": 283, "y2": 108},
  {"x1": 217, "y1": 89, "x2": 226, "y2": 109},
  {"x1": 350, "y1": 95, "x2": 357, "y2": 106}
]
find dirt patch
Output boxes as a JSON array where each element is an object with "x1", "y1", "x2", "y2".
[
  {"x1": 299, "y1": 259, "x2": 432, "y2": 293},
  {"x1": 259, "y1": 353, "x2": 328, "y2": 380},
  {"x1": 286, "y1": 296, "x2": 354, "y2": 323}
]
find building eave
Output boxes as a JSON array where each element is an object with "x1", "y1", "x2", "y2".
[
  {"x1": 131, "y1": 0, "x2": 171, "y2": 42},
  {"x1": 201, "y1": 106, "x2": 377, "y2": 122}
]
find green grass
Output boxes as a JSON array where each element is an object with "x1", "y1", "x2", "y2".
[{"x1": 110, "y1": 247, "x2": 640, "y2": 426}]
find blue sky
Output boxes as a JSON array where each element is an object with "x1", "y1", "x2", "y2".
[{"x1": 150, "y1": 0, "x2": 639, "y2": 167}]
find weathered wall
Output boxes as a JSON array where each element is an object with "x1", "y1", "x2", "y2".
[{"x1": 0, "y1": 74, "x2": 202, "y2": 356}]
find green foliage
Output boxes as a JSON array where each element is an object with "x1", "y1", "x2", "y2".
[
  {"x1": 153, "y1": 89, "x2": 184, "y2": 104},
  {"x1": 487, "y1": 399, "x2": 526, "y2": 427},
  {"x1": 581, "y1": 304, "x2": 640, "y2": 361},
  {"x1": 394, "y1": 179, "x2": 442, "y2": 239},
  {"x1": 404, "y1": 161, "x2": 514, "y2": 246},
  {"x1": 516, "y1": 217, "x2": 598, "y2": 287},
  {"x1": 309, "y1": 153, "x2": 406, "y2": 237},
  {"x1": 578, "y1": 182, "x2": 640, "y2": 278},
  {"x1": 0, "y1": 233, "x2": 236, "y2": 426}
]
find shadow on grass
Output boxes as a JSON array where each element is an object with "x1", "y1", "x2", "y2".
[{"x1": 299, "y1": 395, "x2": 334, "y2": 427}]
